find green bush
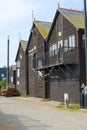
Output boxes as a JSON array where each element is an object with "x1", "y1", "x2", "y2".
[{"x1": 0, "y1": 78, "x2": 6, "y2": 90}]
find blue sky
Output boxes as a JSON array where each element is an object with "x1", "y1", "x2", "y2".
[{"x1": 0, "y1": 0, "x2": 84, "y2": 67}]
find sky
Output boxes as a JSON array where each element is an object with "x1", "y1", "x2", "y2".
[{"x1": 0, "y1": 0, "x2": 84, "y2": 67}]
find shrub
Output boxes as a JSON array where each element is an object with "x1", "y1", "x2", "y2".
[{"x1": 0, "y1": 79, "x2": 6, "y2": 90}]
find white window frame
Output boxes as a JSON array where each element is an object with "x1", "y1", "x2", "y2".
[
  {"x1": 17, "y1": 81, "x2": 20, "y2": 85},
  {"x1": 64, "y1": 39, "x2": 68, "y2": 52},
  {"x1": 11, "y1": 76, "x2": 13, "y2": 83},
  {"x1": 17, "y1": 69, "x2": 20, "y2": 77},
  {"x1": 58, "y1": 40, "x2": 63, "y2": 48},
  {"x1": 69, "y1": 35, "x2": 75, "y2": 48},
  {"x1": 17, "y1": 61, "x2": 20, "y2": 68},
  {"x1": 49, "y1": 44, "x2": 57, "y2": 57}
]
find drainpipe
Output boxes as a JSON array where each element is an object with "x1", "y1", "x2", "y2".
[
  {"x1": 84, "y1": 0, "x2": 87, "y2": 85},
  {"x1": 25, "y1": 50, "x2": 29, "y2": 95}
]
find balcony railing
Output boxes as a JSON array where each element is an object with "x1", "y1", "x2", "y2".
[{"x1": 32, "y1": 47, "x2": 78, "y2": 70}]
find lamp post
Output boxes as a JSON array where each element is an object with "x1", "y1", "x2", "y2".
[
  {"x1": 84, "y1": 0, "x2": 87, "y2": 85},
  {"x1": 7, "y1": 36, "x2": 10, "y2": 86}
]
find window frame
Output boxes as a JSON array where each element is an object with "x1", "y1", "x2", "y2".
[
  {"x1": 64, "y1": 39, "x2": 68, "y2": 52},
  {"x1": 17, "y1": 68, "x2": 20, "y2": 77},
  {"x1": 69, "y1": 35, "x2": 75, "y2": 48}
]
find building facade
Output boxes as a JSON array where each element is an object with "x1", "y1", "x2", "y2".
[
  {"x1": 33, "y1": 8, "x2": 85, "y2": 104},
  {"x1": 9, "y1": 65, "x2": 16, "y2": 88},
  {"x1": 26, "y1": 20, "x2": 51, "y2": 98},
  {"x1": 15, "y1": 40, "x2": 27, "y2": 95}
]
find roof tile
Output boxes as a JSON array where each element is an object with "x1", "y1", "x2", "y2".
[
  {"x1": 59, "y1": 8, "x2": 84, "y2": 29},
  {"x1": 34, "y1": 21, "x2": 52, "y2": 38}
]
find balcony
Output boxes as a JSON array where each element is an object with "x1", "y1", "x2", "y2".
[{"x1": 32, "y1": 47, "x2": 78, "y2": 70}]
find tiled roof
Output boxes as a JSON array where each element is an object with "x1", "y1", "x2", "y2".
[
  {"x1": 34, "y1": 20, "x2": 52, "y2": 38},
  {"x1": 59, "y1": 8, "x2": 84, "y2": 29},
  {"x1": 20, "y1": 40, "x2": 27, "y2": 51},
  {"x1": 15, "y1": 40, "x2": 27, "y2": 61}
]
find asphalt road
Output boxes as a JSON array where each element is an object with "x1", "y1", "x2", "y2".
[{"x1": 0, "y1": 96, "x2": 87, "y2": 130}]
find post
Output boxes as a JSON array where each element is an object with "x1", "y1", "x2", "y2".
[
  {"x1": 7, "y1": 36, "x2": 10, "y2": 86},
  {"x1": 84, "y1": 0, "x2": 87, "y2": 85},
  {"x1": 64, "y1": 93, "x2": 69, "y2": 108}
]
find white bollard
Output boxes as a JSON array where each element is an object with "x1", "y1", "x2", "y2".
[{"x1": 64, "y1": 93, "x2": 69, "y2": 108}]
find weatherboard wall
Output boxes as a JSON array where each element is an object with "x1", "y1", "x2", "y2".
[
  {"x1": 47, "y1": 10, "x2": 82, "y2": 103},
  {"x1": 28, "y1": 25, "x2": 45, "y2": 98}
]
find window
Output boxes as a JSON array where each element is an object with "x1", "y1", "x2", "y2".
[
  {"x1": 38, "y1": 60, "x2": 42, "y2": 68},
  {"x1": 64, "y1": 39, "x2": 68, "y2": 52},
  {"x1": 49, "y1": 44, "x2": 57, "y2": 57},
  {"x1": 17, "y1": 69, "x2": 20, "y2": 77},
  {"x1": 58, "y1": 40, "x2": 63, "y2": 61},
  {"x1": 58, "y1": 40, "x2": 63, "y2": 48},
  {"x1": 49, "y1": 46, "x2": 52, "y2": 57},
  {"x1": 32, "y1": 53, "x2": 37, "y2": 69},
  {"x1": 17, "y1": 81, "x2": 20, "y2": 85},
  {"x1": 53, "y1": 44, "x2": 57, "y2": 50},
  {"x1": 11, "y1": 76, "x2": 13, "y2": 83},
  {"x1": 53, "y1": 44, "x2": 57, "y2": 55},
  {"x1": 50, "y1": 46, "x2": 52, "y2": 51},
  {"x1": 69, "y1": 35, "x2": 75, "y2": 48},
  {"x1": 17, "y1": 61, "x2": 20, "y2": 68}
]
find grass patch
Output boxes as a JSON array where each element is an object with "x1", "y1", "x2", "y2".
[
  {"x1": 56, "y1": 102, "x2": 65, "y2": 109},
  {"x1": 56, "y1": 102, "x2": 80, "y2": 111},
  {"x1": 68, "y1": 104, "x2": 80, "y2": 111},
  {"x1": 41, "y1": 98, "x2": 52, "y2": 102},
  {"x1": 19, "y1": 92, "x2": 30, "y2": 98}
]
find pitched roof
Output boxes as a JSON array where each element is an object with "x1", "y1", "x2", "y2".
[
  {"x1": 34, "y1": 20, "x2": 52, "y2": 38},
  {"x1": 15, "y1": 40, "x2": 27, "y2": 61},
  {"x1": 59, "y1": 8, "x2": 84, "y2": 29},
  {"x1": 47, "y1": 7, "x2": 84, "y2": 42},
  {"x1": 20, "y1": 40, "x2": 27, "y2": 51}
]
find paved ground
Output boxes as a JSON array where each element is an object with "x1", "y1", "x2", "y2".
[{"x1": 0, "y1": 96, "x2": 87, "y2": 130}]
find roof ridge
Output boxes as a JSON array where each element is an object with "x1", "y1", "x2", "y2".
[
  {"x1": 34, "y1": 20, "x2": 52, "y2": 24},
  {"x1": 58, "y1": 7, "x2": 84, "y2": 13},
  {"x1": 20, "y1": 40, "x2": 28, "y2": 42}
]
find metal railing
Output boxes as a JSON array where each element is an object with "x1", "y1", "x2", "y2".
[{"x1": 32, "y1": 47, "x2": 78, "y2": 70}]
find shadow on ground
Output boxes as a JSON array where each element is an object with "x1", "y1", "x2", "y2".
[{"x1": 0, "y1": 111, "x2": 50, "y2": 130}]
